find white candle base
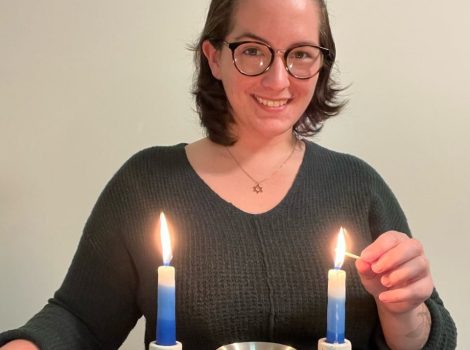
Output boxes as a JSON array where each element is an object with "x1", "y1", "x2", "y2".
[
  {"x1": 317, "y1": 338, "x2": 351, "y2": 350},
  {"x1": 149, "y1": 341, "x2": 182, "y2": 350}
]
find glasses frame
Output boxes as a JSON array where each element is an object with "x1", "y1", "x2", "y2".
[{"x1": 223, "y1": 40, "x2": 331, "y2": 80}]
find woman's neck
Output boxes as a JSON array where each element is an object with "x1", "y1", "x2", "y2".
[{"x1": 227, "y1": 129, "x2": 298, "y2": 158}]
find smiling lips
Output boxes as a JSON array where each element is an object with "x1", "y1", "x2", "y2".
[{"x1": 255, "y1": 95, "x2": 289, "y2": 108}]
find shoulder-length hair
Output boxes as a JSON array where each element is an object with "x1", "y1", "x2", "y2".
[{"x1": 191, "y1": 0, "x2": 346, "y2": 145}]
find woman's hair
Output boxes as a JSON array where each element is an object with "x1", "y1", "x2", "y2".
[{"x1": 191, "y1": 0, "x2": 346, "y2": 145}]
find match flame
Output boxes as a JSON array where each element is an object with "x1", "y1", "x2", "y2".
[
  {"x1": 334, "y1": 227, "x2": 346, "y2": 269},
  {"x1": 160, "y1": 212, "x2": 173, "y2": 265}
]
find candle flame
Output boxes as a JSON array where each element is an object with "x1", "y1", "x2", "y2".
[
  {"x1": 160, "y1": 212, "x2": 173, "y2": 265},
  {"x1": 334, "y1": 227, "x2": 346, "y2": 269}
]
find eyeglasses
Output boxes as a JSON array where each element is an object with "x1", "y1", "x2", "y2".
[{"x1": 223, "y1": 40, "x2": 330, "y2": 79}]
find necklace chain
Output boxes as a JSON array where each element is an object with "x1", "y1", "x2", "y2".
[{"x1": 225, "y1": 139, "x2": 298, "y2": 194}]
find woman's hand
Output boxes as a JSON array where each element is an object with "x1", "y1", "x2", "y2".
[
  {"x1": 356, "y1": 231, "x2": 433, "y2": 349},
  {"x1": 355, "y1": 230, "x2": 433, "y2": 314}
]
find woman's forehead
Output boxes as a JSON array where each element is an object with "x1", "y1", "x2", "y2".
[{"x1": 228, "y1": 0, "x2": 321, "y2": 45}]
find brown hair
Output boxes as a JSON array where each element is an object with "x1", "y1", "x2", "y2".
[{"x1": 192, "y1": 0, "x2": 346, "y2": 145}]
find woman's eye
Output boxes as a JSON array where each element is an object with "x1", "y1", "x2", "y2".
[
  {"x1": 292, "y1": 51, "x2": 311, "y2": 59},
  {"x1": 242, "y1": 47, "x2": 263, "y2": 56}
]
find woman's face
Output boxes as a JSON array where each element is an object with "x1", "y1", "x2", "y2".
[{"x1": 204, "y1": 0, "x2": 321, "y2": 141}]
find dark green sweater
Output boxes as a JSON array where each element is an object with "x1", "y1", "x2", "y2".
[{"x1": 0, "y1": 141, "x2": 457, "y2": 349}]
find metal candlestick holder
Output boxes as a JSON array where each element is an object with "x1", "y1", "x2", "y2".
[{"x1": 217, "y1": 342, "x2": 296, "y2": 350}]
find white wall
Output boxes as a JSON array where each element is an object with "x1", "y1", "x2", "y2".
[{"x1": 1, "y1": 1, "x2": 468, "y2": 349}]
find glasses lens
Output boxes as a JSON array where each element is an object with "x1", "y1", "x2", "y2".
[
  {"x1": 233, "y1": 42, "x2": 272, "y2": 76},
  {"x1": 287, "y1": 46, "x2": 323, "y2": 78}
]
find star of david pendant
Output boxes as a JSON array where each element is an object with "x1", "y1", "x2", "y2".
[{"x1": 253, "y1": 184, "x2": 263, "y2": 194}]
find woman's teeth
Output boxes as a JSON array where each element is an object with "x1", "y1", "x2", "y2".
[{"x1": 255, "y1": 96, "x2": 288, "y2": 107}]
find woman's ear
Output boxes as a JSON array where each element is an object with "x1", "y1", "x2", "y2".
[{"x1": 202, "y1": 40, "x2": 222, "y2": 80}]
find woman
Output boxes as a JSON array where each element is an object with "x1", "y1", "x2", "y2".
[{"x1": 0, "y1": 0, "x2": 457, "y2": 349}]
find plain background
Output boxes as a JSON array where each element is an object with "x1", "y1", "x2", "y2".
[{"x1": 1, "y1": 0, "x2": 469, "y2": 349}]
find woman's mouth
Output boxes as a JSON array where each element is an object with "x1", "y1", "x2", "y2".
[{"x1": 255, "y1": 96, "x2": 289, "y2": 108}]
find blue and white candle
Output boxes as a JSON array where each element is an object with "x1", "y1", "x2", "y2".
[
  {"x1": 156, "y1": 212, "x2": 176, "y2": 346},
  {"x1": 326, "y1": 227, "x2": 347, "y2": 344}
]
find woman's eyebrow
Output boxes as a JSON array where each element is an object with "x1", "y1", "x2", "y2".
[
  {"x1": 231, "y1": 32, "x2": 318, "y2": 47},
  {"x1": 232, "y1": 32, "x2": 267, "y2": 43}
]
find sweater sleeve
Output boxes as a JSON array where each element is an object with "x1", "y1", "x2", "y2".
[
  {"x1": 0, "y1": 156, "x2": 143, "y2": 350},
  {"x1": 367, "y1": 166, "x2": 457, "y2": 349}
]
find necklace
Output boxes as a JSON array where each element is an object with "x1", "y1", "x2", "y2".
[{"x1": 225, "y1": 139, "x2": 298, "y2": 194}]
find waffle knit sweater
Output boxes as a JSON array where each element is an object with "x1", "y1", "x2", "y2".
[{"x1": 0, "y1": 141, "x2": 457, "y2": 349}]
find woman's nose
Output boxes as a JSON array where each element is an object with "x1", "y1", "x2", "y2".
[{"x1": 260, "y1": 55, "x2": 291, "y2": 91}]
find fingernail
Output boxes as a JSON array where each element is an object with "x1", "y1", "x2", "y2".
[
  {"x1": 381, "y1": 276, "x2": 391, "y2": 288},
  {"x1": 372, "y1": 263, "x2": 383, "y2": 273},
  {"x1": 378, "y1": 293, "x2": 389, "y2": 303}
]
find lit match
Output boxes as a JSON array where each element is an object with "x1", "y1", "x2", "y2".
[{"x1": 344, "y1": 251, "x2": 360, "y2": 260}]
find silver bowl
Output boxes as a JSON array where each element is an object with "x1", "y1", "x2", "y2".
[{"x1": 217, "y1": 342, "x2": 296, "y2": 350}]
